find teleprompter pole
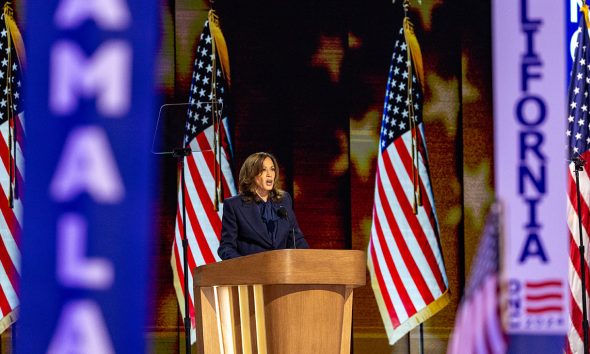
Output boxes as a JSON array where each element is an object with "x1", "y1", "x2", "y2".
[{"x1": 174, "y1": 147, "x2": 192, "y2": 354}]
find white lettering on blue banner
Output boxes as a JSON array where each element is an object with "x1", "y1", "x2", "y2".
[{"x1": 17, "y1": 0, "x2": 156, "y2": 352}]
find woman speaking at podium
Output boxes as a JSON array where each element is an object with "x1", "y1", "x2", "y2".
[{"x1": 218, "y1": 152, "x2": 309, "y2": 260}]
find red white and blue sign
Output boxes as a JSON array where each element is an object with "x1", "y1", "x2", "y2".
[{"x1": 492, "y1": 0, "x2": 568, "y2": 337}]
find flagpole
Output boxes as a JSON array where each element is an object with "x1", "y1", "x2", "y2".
[
  {"x1": 419, "y1": 324, "x2": 424, "y2": 354},
  {"x1": 402, "y1": 2, "x2": 425, "y2": 352},
  {"x1": 174, "y1": 147, "x2": 192, "y2": 354},
  {"x1": 10, "y1": 323, "x2": 15, "y2": 354},
  {"x1": 402, "y1": 0, "x2": 422, "y2": 215},
  {"x1": 3, "y1": 4, "x2": 14, "y2": 209},
  {"x1": 209, "y1": 9, "x2": 224, "y2": 211},
  {"x1": 573, "y1": 155, "x2": 589, "y2": 354}
]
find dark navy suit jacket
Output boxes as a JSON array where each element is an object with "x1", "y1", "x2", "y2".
[{"x1": 218, "y1": 191, "x2": 309, "y2": 260}]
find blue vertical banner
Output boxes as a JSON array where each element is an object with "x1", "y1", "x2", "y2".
[{"x1": 18, "y1": 1, "x2": 156, "y2": 353}]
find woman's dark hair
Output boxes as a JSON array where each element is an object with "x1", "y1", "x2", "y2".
[{"x1": 238, "y1": 152, "x2": 283, "y2": 202}]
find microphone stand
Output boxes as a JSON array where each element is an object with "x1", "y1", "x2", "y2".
[
  {"x1": 173, "y1": 146, "x2": 192, "y2": 354},
  {"x1": 277, "y1": 206, "x2": 296, "y2": 249},
  {"x1": 574, "y1": 155, "x2": 589, "y2": 354}
]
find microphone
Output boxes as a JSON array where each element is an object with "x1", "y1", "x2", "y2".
[
  {"x1": 277, "y1": 206, "x2": 288, "y2": 219},
  {"x1": 570, "y1": 151, "x2": 587, "y2": 171},
  {"x1": 277, "y1": 206, "x2": 296, "y2": 249}
]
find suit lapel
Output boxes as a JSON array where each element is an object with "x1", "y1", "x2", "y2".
[{"x1": 241, "y1": 200, "x2": 272, "y2": 246}]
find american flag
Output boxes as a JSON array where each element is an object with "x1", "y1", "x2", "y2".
[
  {"x1": 447, "y1": 204, "x2": 507, "y2": 354},
  {"x1": 170, "y1": 11, "x2": 237, "y2": 343},
  {"x1": 367, "y1": 20, "x2": 449, "y2": 345},
  {"x1": 566, "y1": 8, "x2": 590, "y2": 354},
  {"x1": 0, "y1": 5, "x2": 23, "y2": 334}
]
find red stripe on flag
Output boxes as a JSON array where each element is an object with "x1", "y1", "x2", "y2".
[
  {"x1": 0, "y1": 183, "x2": 19, "y2": 239},
  {"x1": 375, "y1": 177, "x2": 433, "y2": 306},
  {"x1": 0, "y1": 278, "x2": 12, "y2": 318},
  {"x1": 0, "y1": 191, "x2": 20, "y2": 302},
  {"x1": 569, "y1": 231, "x2": 590, "y2": 299},
  {"x1": 388, "y1": 143, "x2": 446, "y2": 294},
  {"x1": 369, "y1": 239, "x2": 401, "y2": 328},
  {"x1": 380, "y1": 151, "x2": 439, "y2": 300},
  {"x1": 397, "y1": 137, "x2": 446, "y2": 269},
  {"x1": 186, "y1": 154, "x2": 222, "y2": 235},
  {"x1": 0, "y1": 189, "x2": 16, "y2": 315},
  {"x1": 568, "y1": 171, "x2": 590, "y2": 354},
  {"x1": 568, "y1": 175, "x2": 590, "y2": 236},
  {"x1": 0, "y1": 129, "x2": 23, "y2": 192},
  {"x1": 565, "y1": 335, "x2": 573, "y2": 354},
  {"x1": 372, "y1": 208, "x2": 417, "y2": 316},
  {"x1": 394, "y1": 136, "x2": 440, "y2": 238},
  {"x1": 195, "y1": 133, "x2": 232, "y2": 202},
  {"x1": 182, "y1": 188, "x2": 216, "y2": 264},
  {"x1": 570, "y1": 289, "x2": 584, "y2": 347}
]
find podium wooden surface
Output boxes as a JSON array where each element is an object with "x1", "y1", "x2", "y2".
[{"x1": 193, "y1": 249, "x2": 366, "y2": 354}]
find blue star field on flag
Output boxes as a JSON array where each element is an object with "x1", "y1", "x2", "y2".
[
  {"x1": 567, "y1": 18, "x2": 590, "y2": 158},
  {"x1": 0, "y1": 14, "x2": 23, "y2": 124},
  {"x1": 184, "y1": 20, "x2": 227, "y2": 146},
  {"x1": 380, "y1": 27, "x2": 423, "y2": 152}
]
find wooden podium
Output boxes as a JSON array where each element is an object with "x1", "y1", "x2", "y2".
[{"x1": 193, "y1": 249, "x2": 366, "y2": 354}]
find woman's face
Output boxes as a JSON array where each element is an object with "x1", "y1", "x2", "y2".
[{"x1": 254, "y1": 157, "x2": 276, "y2": 195}]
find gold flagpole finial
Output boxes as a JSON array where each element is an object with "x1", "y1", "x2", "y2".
[
  {"x1": 582, "y1": 2, "x2": 590, "y2": 30},
  {"x1": 3, "y1": 3, "x2": 12, "y2": 16}
]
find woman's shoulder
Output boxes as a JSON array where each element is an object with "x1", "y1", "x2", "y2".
[
  {"x1": 276, "y1": 190, "x2": 292, "y2": 203},
  {"x1": 224, "y1": 194, "x2": 244, "y2": 206}
]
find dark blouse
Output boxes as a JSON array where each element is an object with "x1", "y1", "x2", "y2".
[{"x1": 257, "y1": 199, "x2": 278, "y2": 242}]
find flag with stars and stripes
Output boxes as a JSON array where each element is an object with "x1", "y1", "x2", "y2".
[
  {"x1": 170, "y1": 10, "x2": 237, "y2": 343},
  {"x1": 447, "y1": 204, "x2": 507, "y2": 354},
  {"x1": 367, "y1": 18, "x2": 449, "y2": 345},
  {"x1": 566, "y1": 7, "x2": 590, "y2": 354},
  {"x1": 0, "y1": 4, "x2": 24, "y2": 333}
]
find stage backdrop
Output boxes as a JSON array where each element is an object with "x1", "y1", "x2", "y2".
[{"x1": 150, "y1": 0, "x2": 494, "y2": 352}]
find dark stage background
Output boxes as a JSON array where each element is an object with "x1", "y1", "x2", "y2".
[{"x1": 150, "y1": 0, "x2": 494, "y2": 352}]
